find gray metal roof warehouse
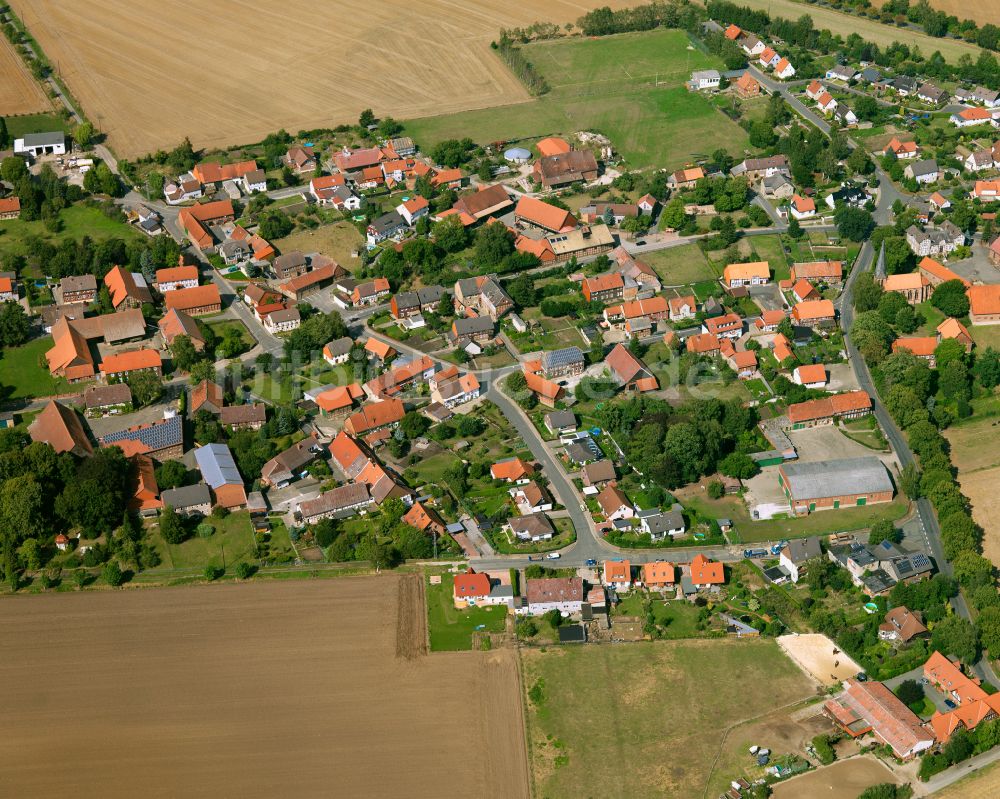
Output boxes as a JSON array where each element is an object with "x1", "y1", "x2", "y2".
[{"x1": 780, "y1": 457, "x2": 892, "y2": 500}]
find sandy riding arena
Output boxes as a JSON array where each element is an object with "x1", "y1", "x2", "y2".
[
  {"x1": 10, "y1": 0, "x2": 630, "y2": 158},
  {"x1": 771, "y1": 756, "x2": 899, "y2": 799},
  {"x1": 777, "y1": 633, "x2": 862, "y2": 687},
  {"x1": 0, "y1": 575, "x2": 529, "y2": 798},
  {"x1": 0, "y1": 35, "x2": 50, "y2": 116}
]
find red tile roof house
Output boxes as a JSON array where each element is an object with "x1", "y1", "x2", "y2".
[
  {"x1": 597, "y1": 483, "x2": 634, "y2": 521},
  {"x1": 786, "y1": 391, "x2": 872, "y2": 429},
  {"x1": 154, "y1": 264, "x2": 199, "y2": 292},
  {"x1": 790, "y1": 260, "x2": 843, "y2": 284},
  {"x1": 792, "y1": 299, "x2": 836, "y2": 328},
  {"x1": 924, "y1": 651, "x2": 1000, "y2": 743},
  {"x1": 163, "y1": 284, "x2": 222, "y2": 316},
  {"x1": 105, "y1": 264, "x2": 153, "y2": 310},
  {"x1": 603, "y1": 559, "x2": 632, "y2": 591},
  {"x1": 605, "y1": 343, "x2": 658, "y2": 393},
  {"x1": 642, "y1": 561, "x2": 676, "y2": 590},
  {"x1": 514, "y1": 196, "x2": 577, "y2": 233},
  {"x1": 968, "y1": 284, "x2": 1000, "y2": 325},
  {"x1": 28, "y1": 400, "x2": 93, "y2": 457},
  {"x1": 892, "y1": 336, "x2": 938, "y2": 366},
  {"x1": 490, "y1": 457, "x2": 533, "y2": 484},
  {"x1": 669, "y1": 294, "x2": 697, "y2": 322},
  {"x1": 343, "y1": 398, "x2": 405, "y2": 438},
  {"x1": 516, "y1": 577, "x2": 585, "y2": 616},
  {"x1": 452, "y1": 568, "x2": 493, "y2": 607},
  {"x1": 792, "y1": 364, "x2": 827, "y2": 388},
  {"x1": 689, "y1": 554, "x2": 725, "y2": 588},
  {"x1": 403, "y1": 501, "x2": 446, "y2": 536},
  {"x1": 177, "y1": 200, "x2": 235, "y2": 250},
  {"x1": 824, "y1": 678, "x2": 934, "y2": 760},
  {"x1": 702, "y1": 313, "x2": 743, "y2": 340},
  {"x1": 100, "y1": 349, "x2": 163, "y2": 382}
]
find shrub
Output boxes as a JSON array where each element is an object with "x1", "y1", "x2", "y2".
[
  {"x1": 235, "y1": 562, "x2": 255, "y2": 580},
  {"x1": 811, "y1": 734, "x2": 835, "y2": 765}
]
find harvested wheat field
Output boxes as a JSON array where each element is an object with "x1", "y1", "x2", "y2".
[
  {"x1": 777, "y1": 633, "x2": 862, "y2": 687},
  {"x1": 10, "y1": 0, "x2": 629, "y2": 158},
  {"x1": 874, "y1": 0, "x2": 1000, "y2": 27},
  {"x1": 955, "y1": 466, "x2": 1000, "y2": 567},
  {"x1": 945, "y1": 417, "x2": 1000, "y2": 567},
  {"x1": 0, "y1": 35, "x2": 50, "y2": 116},
  {"x1": 0, "y1": 574, "x2": 529, "y2": 798},
  {"x1": 932, "y1": 759, "x2": 1000, "y2": 797}
]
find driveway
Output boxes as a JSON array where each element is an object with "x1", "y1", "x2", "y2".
[
  {"x1": 946, "y1": 246, "x2": 1000, "y2": 285},
  {"x1": 749, "y1": 284, "x2": 786, "y2": 312},
  {"x1": 85, "y1": 401, "x2": 176, "y2": 439},
  {"x1": 826, "y1": 362, "x2": 860, "y2": 392},
  {"x1": 788, "y1": 425, "x2": 898, "y2": 471}
]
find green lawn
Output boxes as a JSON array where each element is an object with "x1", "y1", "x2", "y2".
[
  {"x1": 0, "y1": 203, "x2": 144, "y2": 261},
  {"x1": 4, "y1": 113, "x2": 71, "y2": 138},
  {"x1": 613, "y1": 595, "x2": 704, "y2": 639},
  {"x1": 642, "y1": 244, "x2": 718, "y2": 287},
  {"x1": 750, "y1": 235, "x2": 791, "y2": 282},
  {"x1": 203, "y1": 319, "x2": 256, "y2": 351},
  {"x1": 426, "y1": 572, "x2": 508, "y2": 651},
  {"x1": 971, "y1": 324, "x2": 1000, "y2": 351},
  {"x1": 0, "y1": 336, "x2": 77, "y2": 401},
  {"x1": 146, "y1": 510, "x2": 257, "y2": 571},
  {"x1": 522, "y1": 639, "x2": 813, "y2": 798},
  {"x1": 404, "y1": 29, "x2": 750, "y2": 170}
]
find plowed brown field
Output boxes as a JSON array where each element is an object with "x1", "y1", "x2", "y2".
[
  {"x1": 0, "y1": 35, "x2": 50, "y2": 115},
  {"x1": 0, "y1": 576, "x2": 529, "y2": 798},
  {"x1": 9, "y1": 0, "x2": 630, "y2": 158}
]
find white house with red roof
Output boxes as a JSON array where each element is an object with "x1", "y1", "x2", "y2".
[{"x1": 396, "y1": 195, "x2": 430, "y2": 226}]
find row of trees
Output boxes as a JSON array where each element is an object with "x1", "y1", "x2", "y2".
[
  {"x1": 850, "y1": 269, "x2": 1000, "y2": 668},
  {"x1": 493, "y1": 35, "x2": 549, "y2": 96}
]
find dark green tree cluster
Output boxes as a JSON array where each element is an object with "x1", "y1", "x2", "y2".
[{"x1": 595, "y1": 395, "x2": 757, "y2": 489}]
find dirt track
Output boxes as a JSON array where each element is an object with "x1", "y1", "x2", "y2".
[
  {"x1": 10, "y1": 0, "x2": 630, "y2": 158},
  {"x1": 0, "y1": 576, "x2": 529, "y2": 798},
  {"x1": 777, "y1": 633, "x2": 862, "y2": 687},
  {"x1": 0, "y1": 35, "x2": 50, "y2": 116}
]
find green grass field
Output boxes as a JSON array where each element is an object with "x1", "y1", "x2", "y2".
[
  {"x1": 404, "y1": 29, "x2": 751, "y2": 170},
  {"x1": 4, "y1": 112, "x2": 71, "y2": 138},
  {"x1": 642, "y1": 243, "x2": 718, "y2": 286},
  {"x1": 426, "y1": 572, "x2": 508, "y2": 651},
  {"x1": 527, "y1": 29, "x2": 716, "y2": 91},
  {"x1": 522, "y1": 639, "x2": 813, "y2": 798},
  {"x1": 971, "y1": 324, "x2": 1000, "y2": 351},
  {"x1": 0, "y1": 203, "x2": 144, "y2": 261},
  {"x1": 0, "y1": 336, "x2": 75, "y2": 401},
  {"x1": 750, "y1": 234, "x2": 791, "y2": 281},
  {"x1": 146, "y1": 510, "x2": 257, "y2": 571}
]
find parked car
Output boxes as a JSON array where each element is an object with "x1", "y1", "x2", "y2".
[
  {"x1": 546, "y1": 553, "x2": 561, "y2": 560},
  {"x1": 585, "y1": 558, "x2": 597, "y2": 567},
  {"x1": 945, "y1": 699, "x2": 957, "y2": 709},
  {"x1": 527, "y1": 555, "x2": 542, "y2": 562}
]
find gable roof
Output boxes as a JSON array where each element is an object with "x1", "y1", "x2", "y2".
[
  {"x1": 515, "y1": 196, "x2": 576, "y2": 232},
  {"x1": 164, "y1": 284, "x2": 221, "y2": 312},
  {"x1": 689, "y1": 553, "x2": 724, "y2": 584},
  {"x1": 597, "y1": 484, "x2": 631, "y2": 517},
  {"x1": 29, "y1": 400, "x2": 92, "y2": 456},
  {"x1": 194, "y1": 442, "x2": 243, "y2": 488},
  {"x1": 491, "y1": 457, "x2": 532, "y2": 481},
  {"x1": 794, "y1": 364, "x2": 827, "y2": 384},
  {"x1": 724, "y1": 261, "x2": 770, "y2": 283},
  {"x1": 967, "y1": 284, "x2": 1000, "y2": 317},
  {"x1": 454, "y1": 568, "x2": 491, "y2": 598},
  {"x1": 605, "y1": 343, "x2": 653, "y2": 385}
]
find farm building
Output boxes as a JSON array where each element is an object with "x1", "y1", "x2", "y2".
[{"x1": 778, "y1": 457, "x2": 893, "y2": 514}]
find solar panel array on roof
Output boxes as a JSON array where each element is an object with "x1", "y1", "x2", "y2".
[
  {"x1": 194, "y1": 442, "x2": 243, "y2": 488},
  {"x1": 541, "y1": 346, "x2": 584, "y2": 371},
  {"x1": 101, "y1": 414, "x2": 182, "y2": 451}
]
